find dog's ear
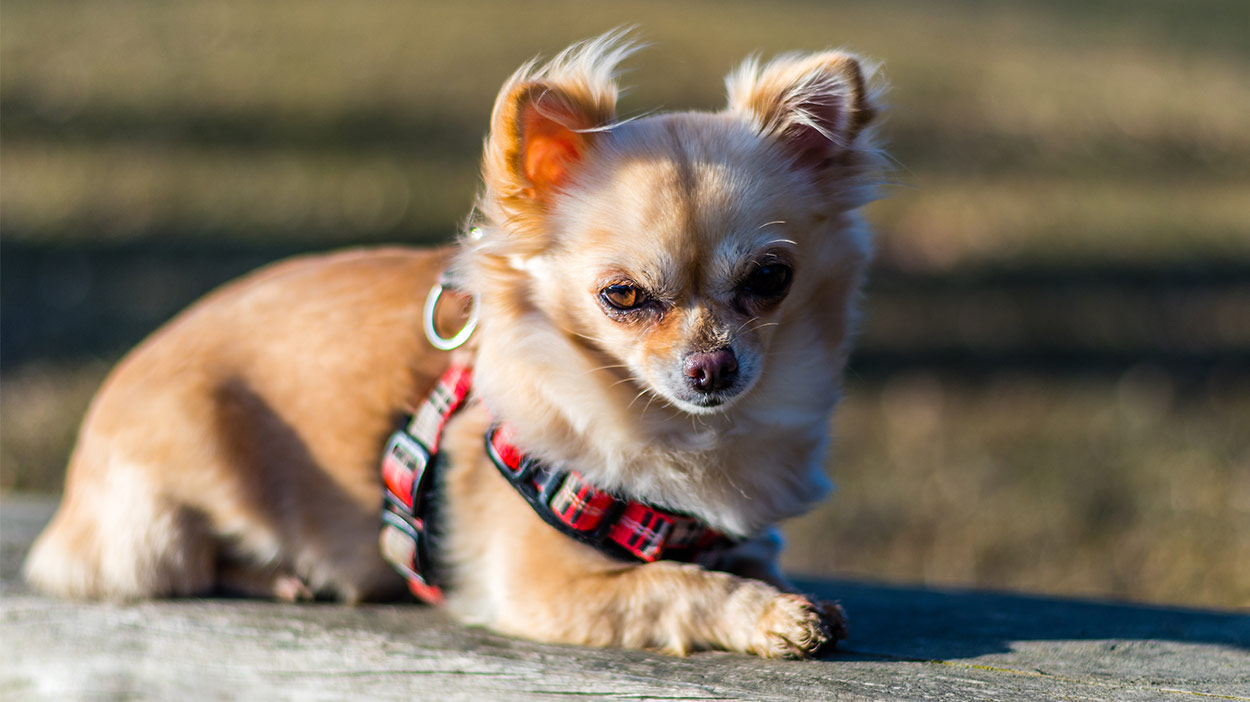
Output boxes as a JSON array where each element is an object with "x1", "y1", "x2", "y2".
[
  {"x1": 510, "y1": 84, "x2": 603, "y2": 201},
  {"x1": 481, "y1": 33, "x2": 635, "y2": 243},
  {"x1": 726, "y1": 51, "x2": 877, "y2": 172}
]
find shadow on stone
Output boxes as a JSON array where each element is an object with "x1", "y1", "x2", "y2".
[{"x1": 796, "y1": 576, "x2": 1250, "y2": 661}]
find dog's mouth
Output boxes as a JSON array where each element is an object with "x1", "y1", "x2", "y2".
[
  {"x1": 657, "y1": 376, "x2": 754, "y2": 416},
  {"x1": 683, "y1": 388, "x2": 735, "y2": 409},
  {"x1": 690, "y1": 394, "x2": 727, "y2": 408},
  {"x1": 665, "y1": 395, "x2": 741, "y2": 417}
]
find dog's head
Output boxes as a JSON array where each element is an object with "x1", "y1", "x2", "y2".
[{"x1": 464, "y1": 34, "x2": 882, "y2": 421}]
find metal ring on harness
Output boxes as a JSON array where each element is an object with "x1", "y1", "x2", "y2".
[{"x1": 423, "y1": 283, "x2": 479, "y2": 351}]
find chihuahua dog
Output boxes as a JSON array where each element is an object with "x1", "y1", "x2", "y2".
[{"x1": 26, "y1": 33, "x2": 884, "y2": 658}]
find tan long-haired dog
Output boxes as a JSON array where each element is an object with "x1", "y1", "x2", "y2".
[{"x1": 26, "y1": 33, "x2": 885, "y2": 658}]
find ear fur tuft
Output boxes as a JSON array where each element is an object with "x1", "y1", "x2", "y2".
[
  {"x1": 478, "y1": 29, "x2": 640, "y2": 250},
  {"x1": 726, "y1": 51, "x2": 879, "y2": 171}
]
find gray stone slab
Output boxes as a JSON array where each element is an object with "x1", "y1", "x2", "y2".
[{"x1": 3, "y1": 495, "x2": 1247, "y2": 701}]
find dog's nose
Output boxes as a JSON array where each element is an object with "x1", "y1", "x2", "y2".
[{"x1": 684, "y1": 348, "x2": 738, "y2": 393}]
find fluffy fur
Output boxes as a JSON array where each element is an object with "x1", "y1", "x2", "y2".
[{"x1": 26, "y1": 34, "x2": 886, "y2": 658}]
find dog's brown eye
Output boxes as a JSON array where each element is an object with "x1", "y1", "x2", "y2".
[
  {"x1": 601, "y1": 284, "x2": 644, "y2": 310},
  {"x1": 741, "y1": 264, "x2": 793, "y2": 298}
]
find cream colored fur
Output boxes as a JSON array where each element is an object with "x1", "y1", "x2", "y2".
[{"x1": 25, "y1": 33, "x2": 885, "y2": 659}]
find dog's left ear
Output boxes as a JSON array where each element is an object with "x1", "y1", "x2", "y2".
[{"x1": 726, "y1": 51, "x2": 877, "y2": 172}]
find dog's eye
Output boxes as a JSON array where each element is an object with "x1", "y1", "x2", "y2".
[
  {"x1": 601, "y1": 284, "x2": 645, "y2": 310},
  {"x1": 740, "y1": 264, "x2": 793, "y2": 298}
]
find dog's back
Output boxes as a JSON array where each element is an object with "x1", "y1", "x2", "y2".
[{"x1": 25, "y1": 247, "x2": 452, "y2": 602}]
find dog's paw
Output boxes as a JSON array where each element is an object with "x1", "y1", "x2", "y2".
[
  {"x1": 749, "y1": 593, "x2": 832, "y2": 659},
  {"x1": 273, "y1": 574, "x2": 314, "y2": 602}
]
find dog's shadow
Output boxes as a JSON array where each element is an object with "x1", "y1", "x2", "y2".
[{"x1": 793, "y1": 576, "x2": 1250, "y2": 661}]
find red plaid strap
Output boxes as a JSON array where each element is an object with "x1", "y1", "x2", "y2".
[
  {"x1": 379, "y1": 364, "x2": 474, "y2": 605},
  {"x1": 486, "y1": 423, "x2": 734, "y2": 563},
  {"x1": 382, "y1": 364, "x2": 734, "y2": 607},
  {"x1": 407, "y1": 364, "x2": 473, "y2": 452},
  {"x1": 381, "y1": 365, "x2": 472, "y2": 512}
]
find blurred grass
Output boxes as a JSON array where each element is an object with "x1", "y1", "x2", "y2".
[
  {"x1": 786, "y1": 371, "x2": 1250, "y2": 610},
  {"x1": 0, "y1": 361, "x2": 108, "y2": 494},
  {"x1": 5, "y1": 360, "x2": 1247, "y2": 608},
  {"x1": 2, "y1": 0, "x2": 1249, "y2": 608},
  {"x1": 4, "y1": 0, "x2": 1249, "y2": 267}
]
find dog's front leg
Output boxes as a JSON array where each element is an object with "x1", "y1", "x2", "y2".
[
  {"x1": 439, "y1": 411, "x2": 833, "y2": 657},
  {"x1": 455, "y1": 535, "x2": 835, "y2": 658},
  {"x1": 715, "y1": 528, "x2": 849, "y2": 643},
  {"x1": 537, "y1": 559, "x2": 835, "y2": 658}
]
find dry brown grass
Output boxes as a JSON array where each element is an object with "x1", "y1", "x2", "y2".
[
  {"x1": 2, "y1": 0, "x2": 1248, "y2": 608},
  {"x1": 784, "y1": 372, "x2": 1250, "y2": 609},
  {"x1": 4, "y1": 362, "x2": 1247, "y2": 608},
  {"x1": 0, "y1": 361, "x2": 108, "y2": 494},
  {"x1": 4, "y1": 0, "x2": 1248, "y2": 266}
]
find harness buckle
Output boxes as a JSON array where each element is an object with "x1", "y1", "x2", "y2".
[
  {"x1": 381, "y1": 430, "x2": 432, "y2": 512},
  {"x1": 379, "y1": 508, "x2": 443, "y2": 604}
]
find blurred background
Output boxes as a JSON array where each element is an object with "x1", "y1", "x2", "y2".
[{"x1": 2, "y1": 0, "x2": 1247, "y2": 609}]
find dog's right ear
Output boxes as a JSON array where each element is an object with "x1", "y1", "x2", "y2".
[
  {"x1": 509, "y1": 83, "x2": 604, "y2": 203},
  {"x1": 480, "y1": 33, "x2": 635, "y2": 246}
]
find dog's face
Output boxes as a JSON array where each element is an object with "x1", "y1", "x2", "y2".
[
  {"x1": 539, "y1": 115, "x2": 814, "y2": 414},
  {"x1": 471, "y1": 39, "x2": 878, "y2": 418}
]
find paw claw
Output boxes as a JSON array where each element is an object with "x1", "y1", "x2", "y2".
[
  {"x1": 751, "y1": 593, "x2": 833, "y2": 659},
  {"x1": 819, "y1": 600, "x2": 850, "y2": 643}
]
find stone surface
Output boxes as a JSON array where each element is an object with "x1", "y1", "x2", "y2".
[{"x1": 3, "y1": 495, "x2": 1247, "y2": 701}]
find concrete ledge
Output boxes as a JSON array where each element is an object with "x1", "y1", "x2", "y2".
[{"x1": 3, "y1": 496, "x2": 1247, "y2": 701}]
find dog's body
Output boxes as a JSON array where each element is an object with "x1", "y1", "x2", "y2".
[{"x1": 26, "y1": 35, "x2": 884, "y2": 658}]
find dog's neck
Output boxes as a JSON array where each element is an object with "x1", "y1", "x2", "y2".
[{"x1": 469, "y1": 309, "x2": 840, "y2": 538}]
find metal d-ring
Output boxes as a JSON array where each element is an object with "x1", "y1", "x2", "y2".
[{"x1": 423, "y1": 283, "x2": 479, "y2": 351}]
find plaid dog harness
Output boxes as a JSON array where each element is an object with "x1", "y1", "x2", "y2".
[
  {"x1": 378, "y1": 364, "x2": 474, "y2": 605},
  {"x1": 485, "y1": 424, "x2": 734, "y2": 563},
  {"x1": 379, "y1": 364, "x2": 735, "y2": 605}
]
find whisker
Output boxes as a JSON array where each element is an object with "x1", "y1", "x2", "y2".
[
  {"x1": 581, "y1": 363, "x2": 631, "y2": 376},
  {"x1": 627, "y1": 388, "x2": 650, "y2": 410},
  {"x1": 567, "y1": 330, "x2": 608, "y2": 345},
  {"x1": 734, "y1": 316, "x2": 762, "y2": 335},
  {"x1": 723, "y1": 470, "x2": 751, "y2": 500},
  {"x1": 762, "y1": 238, "x2": 798, "y2": 248},
  {"x1": 553, "y1": 322, "x2": 611, "y2": 348}
]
